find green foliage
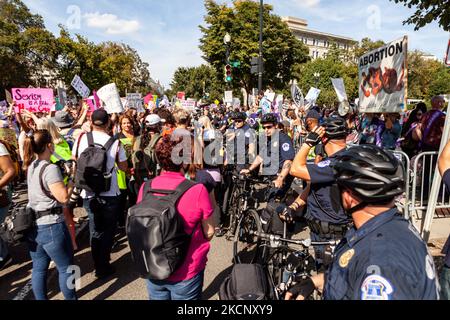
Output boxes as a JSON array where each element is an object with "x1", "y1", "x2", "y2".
[
  {"x1": 0, "y1": 0, "x2": 154, "y2": 99},
  {"x1": 167, "y1": 64, "x2": 224, "y2": 102},
  {"x1": 391, "y1": 0, "x2": 450, "y2": 31},
  {"x1": 198, "y1": 0, "x2": 309, "y2": 94}
]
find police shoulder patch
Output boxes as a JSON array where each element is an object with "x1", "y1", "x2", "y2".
[
  {"x1": 245, "y1": 131, "x2": 251, "y2": 138},
  {"x1": 282, "y1": 143, "x2": 290, "y2": 152},
  {"x1": 318, "y1": 160, "x2": 331, "y2": 168},
  {"x1": 361, "y1": 275, "x2": 394, "y2": 300}
]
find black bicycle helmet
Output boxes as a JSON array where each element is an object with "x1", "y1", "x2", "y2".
[
  {"x1": 334, "y1": 145, "x2": 404, "y2": 204},
  {"x1": 231, "y1": 112, "x2": 247, "y2": 121},
  {"x1": 260, "y1": 113, "x2": 278, "y2": 125},
  {"x1": 324, "y1": 115, "x2": 347, "y2": 140}
]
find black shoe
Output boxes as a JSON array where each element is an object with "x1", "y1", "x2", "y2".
[
  {"x1": 95, "y1": 265, "x2": 116, "y2": 280},
  {"x1": 215, "y1": 228, "x2": 225, "y2": 238},
  {"x1": 0, "y1": 255, "x2": 13, "y2": 270}
]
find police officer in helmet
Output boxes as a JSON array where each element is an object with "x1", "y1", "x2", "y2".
[
  {"x1": 288, "y1": 116, "x2": 351, "y2": 269},
  {"x1": 286, "y1": 145, "x2": 439, "y2": 300}
]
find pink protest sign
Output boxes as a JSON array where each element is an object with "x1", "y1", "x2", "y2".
[
  {"x1": 144, "y1": 94, "x2": 153, "y2": 105},
  {"x1": 12, "y1": 88, "x2": 55, "y2": 113}
]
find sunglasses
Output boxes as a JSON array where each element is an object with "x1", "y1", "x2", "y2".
[{"x1": 234, "y1": 119, "x2": 244, "y2": 123}]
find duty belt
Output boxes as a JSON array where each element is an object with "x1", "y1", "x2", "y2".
[
  {"x1": 306, "y1": 218, "x2": 350, "y2": 238},
  {"x1": 34, "y1": 207, "x2": 63, "y2": 220}
]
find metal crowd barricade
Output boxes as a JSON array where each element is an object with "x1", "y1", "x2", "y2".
[
  {"x1": 391, "y1": 150, "x2": 411, "y2": 220},
  {"x1": 409, "y1": 151, "x2": 450, "y2": 223}
]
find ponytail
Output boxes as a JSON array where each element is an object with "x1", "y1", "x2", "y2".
[{"x1": 22, "y1": 130, "x2": 53, "y2": 171}]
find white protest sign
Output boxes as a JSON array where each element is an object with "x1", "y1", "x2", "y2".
[
  {"x1": 181, "y1": 100, "x2": 196, "y2": 112},
  {"x1": 446, "y1": 39, "x2": 450, "y2": 67},
  {"x1": 232, "y1": 98, "x2": 241, "y2": 108},
  {"x1": 359, "y1": 36, "x2": 408, "y2": 113},
  {"x1": 265, "y1": 91, "x2": 276, "y2": 103},
  {"x1": 273, "y1": 95, "x2": 283, "y2": 114},
  {"x1": 71, "y1": 75, "x2": 90, "y2": 98},
  {"x1": 260, "y1": 97, "x2": 271, "y2": 114},
  {"x1": 97, "y1": 83, "x2": 124, "y2": 114},
  {"x1": 57, "y1": 87, "x2": 68, "y2": 107},
  {"x1": 224, "y1": 91, "x2": 233, "y2": 104},
  {"x1": 331, "y1": 78, "x2": 348, "y2": 103},
  {"x1": 305, "y1": 88, "x2": 321, "y2": 105},
  {"x1": 127, "y1": 93, "x2": 144, "y2": 113},
  {"x1": 291, "y1": 84, "x2": 304, "y2": 109}
]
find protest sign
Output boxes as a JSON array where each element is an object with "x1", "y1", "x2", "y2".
[
  {"x1": 305, "y1": 88, "x2": 321, "y2": 106},
  {"x1": 57, "y1": 87, "x2": 67, "y2": 107},
  {"x1": 214, "y1": 99, "x2": 220, "y2": 106},
  {"x1": 181, "y1": 100, "x2": 196, "y2": 112},
  {"x1": 273, "y1": 95, "x2": 283, "y2": 114},
  {"x1": 12, "y1": 88, "x2": 54, "y2": 113},
  {"x1": 260, "y1": 97, "x2": 271, "y2": 115},
  {"x1": 71, "y1": 75, "x2": 90, "y2": 98},
  {"x1": 83, "y1": 99, "x2": 96, "y2": 112},
  {"x1": 265, "y1": 91, "x2": 276, "y2": 103},
  {"x1": 232, "y1": 98, "x2": 241, "y2": 108},
  {"x1": 224, "y1": 91, "x2": 233, "y2": 104},
  {"x1": 177, "y1": 92, "x2": 186, "y2": 101},
  {"x1": 5, "y1": 90, "x2": 13, "y2": 104},
  {"x1": 291, "y1": 84, "x2": 304, "y2": 109},
  {"x1": 358, "y1": 36, "x2": 408, "y2": 113},
  {"x1": 331, "y1": 78, "x2": 348, "y2": 103},
  {"x1": 0, "y1": 101, "x2": 8, "y2": 118},
  {"x1": 0, "y1": 128, "x2": 18, "y2": 148},
  {"x1": 127, "y1": 93, "x2": 144, "y2": 112},
  {"x1": 96, "y1": 83, "x2": 124, "y2": 114}
]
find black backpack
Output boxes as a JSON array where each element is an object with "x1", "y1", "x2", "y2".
[
  {"x1": 126, "y1": 179, "x2": 198, "y2": 280},
  {"x1": 219, "y1": 264, "x2": 271, "y2": 300},
  {"x1": 75, "y1": 132, "x2": 116, "y2": 194}
]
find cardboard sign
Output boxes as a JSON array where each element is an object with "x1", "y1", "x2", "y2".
[
  {"x1": 4, "y1": 90, "x2": 13, "y2": 104},
  {"x1": 0, "y1": 128, "x2": 18, "y2": 148},
  {"x1": 71, "y1": 75, "x2": 90, "y2": 98},
  {"x1": 359, "y1": 36, "x2": 408, "y2": 113},
  {"x1": 12, "y1": 88, "x2": 54, "y2": 113},
  {"x1": 127, "y1": 93, "x2": 144, "y2": 112},
  {"x1": 96, "y1": 83, "x2": 124, "y2": 114},
  {"x1": 331, "y1": 78, "x2": 348, "y2": 103},
  {"x1": 181, "y1": 100, "x2": 196, "y2": 112},
  {"x1": 305, "y1": 88, "x2": 321, "y2": 105},
  {"x1": 260, "y1": 97, "x2": 271, "y2": 114},
  {"x1": 291, "y1": 84, "x2": 304, "y2": 109},
  {"x1": 224, "y1": 91, "x2": 233, "y2": 104}
]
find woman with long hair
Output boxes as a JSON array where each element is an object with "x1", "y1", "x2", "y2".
[{"x1": 23, "y1": 130, "x2": 76, "y2": 300}]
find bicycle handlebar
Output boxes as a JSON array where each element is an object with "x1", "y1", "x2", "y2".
[{"x1": 248, "y1": 230, "x2": 338, "y2": 247}]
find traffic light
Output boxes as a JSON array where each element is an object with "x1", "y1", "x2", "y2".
[{"x1": 225, "y1": 64, "x2": 232, "y2": 82}]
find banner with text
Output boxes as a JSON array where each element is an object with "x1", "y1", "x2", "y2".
[
  {"x1": 97, "y1": 83, "x2": 124, "y2": 114},
  {"x1": 12, "y1": 88, "x2": 55, "y2": 113},
  {"x1": 358, "y1": 36, "x2": 408, "y2": 113}
]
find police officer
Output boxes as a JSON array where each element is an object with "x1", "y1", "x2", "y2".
[
  {"x1": 226, "y1": 112, "x2": 256, "y2": 173},
  {"x1": 240, "y1": 113, "x2": 295, "y2": 200},
  {"x1": 286, "y1": 145, "x2": 440, "y2": 300},
  {"x1": 288, "y1": 116, "x2": 351, "y2": 268}
]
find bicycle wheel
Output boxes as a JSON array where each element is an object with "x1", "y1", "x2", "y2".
[
  {"x1": 225, "y1": 186, "x2": 243, "y2": 239},
  {"x1": 233, "y1": 209, "x2": 262, "y2": 264}
]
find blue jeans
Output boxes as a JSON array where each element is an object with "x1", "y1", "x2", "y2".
[
  {"x1": 0, "y1": 205, "x2": 10, "y2": 262},
  {"x1": 146, "y1": 271, "x2": 205, "y2": 300},
  {"x1": 27, "y1": 222, "x2": 76, "y2": 300},
  {"x1": 83, "y1": 196, "x2": 119, "y2": 274},
  {"x1": 440, "y1": 265, "x2": 450, "y2": 300}
]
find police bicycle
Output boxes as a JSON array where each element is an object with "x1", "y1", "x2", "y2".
[
  {"x1": 225, "y1": 173, "x2": 272, "y2": 241},
  {"x1": 246, "y1": 229, "x2": 337, "y2": 300}
]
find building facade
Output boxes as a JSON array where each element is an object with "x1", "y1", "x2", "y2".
[{"x1": 282, "y1": 17, "x2": 357, "y2": 60}]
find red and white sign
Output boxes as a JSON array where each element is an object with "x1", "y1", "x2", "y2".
[
  {"x1": 177, "y1": 92, "x2": 186, "y2": 100},
  {"x1": 12, "y1": 88, "x2": 55, "y2": 113}
]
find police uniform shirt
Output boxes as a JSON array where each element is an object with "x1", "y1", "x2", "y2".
[
  {"x1": 441, "y1": 169, "x2": 450, "y2": 267},
  {"x1": 260, "y1": 131, "x2": 295, "y2": 176},
  {"x1": 306, "y1": 150, "x2": 349, "y2": 225},
  {"x1": 324, "y1": 209, "x2": 439, "y2": 300}
]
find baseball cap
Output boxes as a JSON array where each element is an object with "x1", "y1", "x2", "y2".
[
  {"x1": 145, "y1": 114, "x2": 166, "y2": 126},
  {"x1": 306, "y1": 109, "x2": 320, "y2": 120},
  {"x1": 91, "y1": 109, "x2": 109, "y2": 126}
]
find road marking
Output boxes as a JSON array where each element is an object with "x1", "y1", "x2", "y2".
[{"x1": 13, "y1": 220, "x2": 89, "y2": 300}]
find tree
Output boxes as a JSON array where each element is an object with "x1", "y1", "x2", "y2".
[
  {"x1": 0, "y1": 0, "x2": 59, "y2": 98},
  {"x1": 168, "y1": 65, "x2": 224, "y2": 102},
  {"x1": 390, "y1": 0, "x2": 450, "y2": 31},
  {"x1": 199, "y1": 0, "x2": 309, "y2": 95},
  {"x1": 352, "y1": 37, "x2": 386, "y2": 60}
]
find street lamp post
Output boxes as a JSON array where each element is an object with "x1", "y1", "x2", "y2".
[
  {"x1": 224, "y1": 33, "x2": 231, "y2": 90},
  {"x1": 314, "y1": 72, "x2": 321, "y2": 88},
  {"x1": 258, "y1": 0, "x2": 263, "y2": 93}
]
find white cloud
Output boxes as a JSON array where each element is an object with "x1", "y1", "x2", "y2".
[
  {"x1": 293, "y1": 0, "x2": 320, "y2": 8},
  {"x1": 84, "y1": 12, "x2": 140, "y2": 35}
]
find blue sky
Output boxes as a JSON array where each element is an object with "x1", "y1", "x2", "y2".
[{"x1": 23, "y1": 0, "x2": 449, "y2": 89}]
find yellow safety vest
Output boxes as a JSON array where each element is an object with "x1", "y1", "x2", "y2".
[{"x1": 117, "y1": 136, "x2": 134, "y2": 190}]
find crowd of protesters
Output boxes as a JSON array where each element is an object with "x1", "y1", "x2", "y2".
[{"x1": 0, "y1": 92, "x2": 448, "y2": 300}]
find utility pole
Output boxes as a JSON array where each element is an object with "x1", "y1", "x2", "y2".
[{"x1": 258, "y1": 0, "x2": 263, "y2": 93}]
